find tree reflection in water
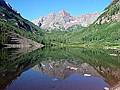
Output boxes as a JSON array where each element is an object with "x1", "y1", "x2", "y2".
[{"x1": 0, "y1": 47, "x2": 120, "y2": 90}]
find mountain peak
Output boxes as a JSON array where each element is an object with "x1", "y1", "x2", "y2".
[
  {"x1": 58, "y1": 10, "x2": 70, "y2": 16},
  {"x1": 32, "y1": 11, "x2": 100, "y2": 31},
  {"x1": 59, "y1": 10, "x2": 68, "y2": 13}
]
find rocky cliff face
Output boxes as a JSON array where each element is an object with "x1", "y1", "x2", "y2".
[
  {"x1": 5, "y1": 32, "x2": 43, "y2": 48},
  {"x1": 95, "y1": 0, "x2": 120, "y2": 24},
  {"x1": 32, "y1": 10, "x2": 100, "y2": 31}
]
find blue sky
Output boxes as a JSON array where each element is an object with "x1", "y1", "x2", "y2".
[{"x1": 5, "y1": 0, "x2": 112, "y2": 21}]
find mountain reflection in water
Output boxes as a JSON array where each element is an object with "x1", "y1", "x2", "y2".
[{"x1": 0, "y1": 47, "x2": 120, "y2": 90}]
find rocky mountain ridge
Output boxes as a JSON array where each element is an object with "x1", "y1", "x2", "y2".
[
  {"x1": 32, "y1": 10, "x2": 100, "y2": 31},
  {"x1": 95, "y1": 0, "x2": 120, "y2": 24}
]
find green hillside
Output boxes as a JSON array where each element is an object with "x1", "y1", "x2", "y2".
[
  {"x1": 42, "y1": 22, "x2": 120, "y2": 48},
  {"x1": 0, "y1": 0, "x2": 45, "y2": 45},
  {"x1": 95, "y1": 0, "x2": 120, "y2": 24}
]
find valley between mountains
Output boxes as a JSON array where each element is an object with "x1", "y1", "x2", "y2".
[
  {"x1": 0, "y1": 0, "x2": 120, "y2": 49},
  {"x1": 0, "y1": 1, "x2": 120, "y2": 90}
]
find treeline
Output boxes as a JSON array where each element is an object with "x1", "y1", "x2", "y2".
[{"x1": 41, "y1": 22, "x2": 120, "y2": 47}]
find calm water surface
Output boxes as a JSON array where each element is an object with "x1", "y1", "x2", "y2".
[{"x1": 0, "y1": 47, "x2": 120, "y2": 90}]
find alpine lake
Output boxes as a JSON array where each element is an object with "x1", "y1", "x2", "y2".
[{"x1": 0, "y1": 47, "x2": 120, "y2": 90}]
